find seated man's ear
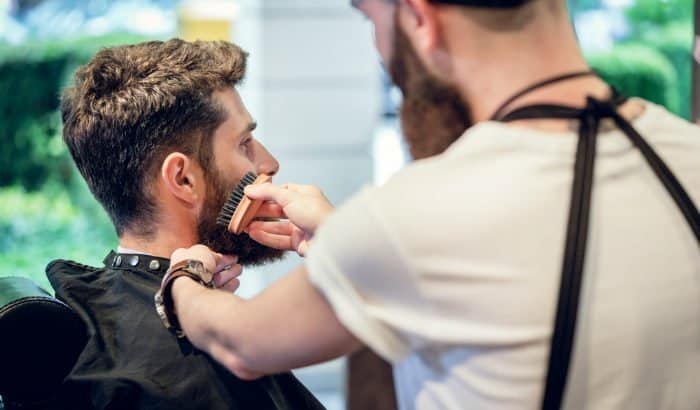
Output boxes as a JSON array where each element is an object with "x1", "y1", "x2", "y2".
[{"x1": 161, "y1": 152, "x2": 204, "y2": 207}]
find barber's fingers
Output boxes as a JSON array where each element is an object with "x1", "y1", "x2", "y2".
[
  {"x1": 245, "y1": 183, "x2": 297, "y2": 207},
  {"x1": 171, "y1": 246, "x2": 240, "y2": 278},
  {"x1": 254, "y1": 201, "x2": 285, "y2": 219},
  {"x1": 171, "y1": 244, "x2": 218, "y2": 271},
  {"x1": 213, "y1": 254, "x2": 242, "y2": 292},
  {"x1": 213, "y1": 263, "x2": 243, "y2": 292},
  {"x1": 297, "y1": 242, "x2": 309, "y2": 258},
  {"x1": 247, "y1": 183, "x2": 325, "y2": 204},
  {"x1": 281, "y1": 183, "x2": 325, "y2": 196},
  {"x1": 247, "y1": 229, "x2": 294, "y2": 252},
  {"x1": 247, "y1": 220, "x2": 295, "y2": 250},
  {"x1": 213, "y1": 254, "x2": 238, "y2": 272},
  {"x1": 247, "y1": 220, "x2": 294, "y2": 236}
]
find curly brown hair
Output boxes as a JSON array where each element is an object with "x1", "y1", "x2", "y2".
[{"x1": 61, "y1": 39, "x2": 248, "y2": 237}]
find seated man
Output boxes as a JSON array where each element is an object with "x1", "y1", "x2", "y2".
[{"x1": 49, "y1": 39, "x2": 325, "y2": 410}]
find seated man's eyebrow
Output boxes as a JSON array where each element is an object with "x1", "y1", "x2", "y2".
[{"x1": 240, "y1": 121, "x2": 258, "y2": 137}]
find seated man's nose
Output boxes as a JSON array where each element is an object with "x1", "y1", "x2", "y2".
[
  {"x1": 256, "y1": 145, "x2": 279, "y2": 176},
  {"x1": 258, "y1": 157, "x2": 279, "y2": 177}
]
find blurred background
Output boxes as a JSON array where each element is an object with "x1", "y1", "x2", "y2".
[{"x1": 0, "y1": 0, "x2": 696, "y2": 408}]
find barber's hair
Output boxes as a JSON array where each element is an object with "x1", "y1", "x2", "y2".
[{"x1": 61, "y1": 39, "x2": 248, "y2": 237}]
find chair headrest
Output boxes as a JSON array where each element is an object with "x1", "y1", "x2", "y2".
[{"x1": 0, "y1": 277, "x2": 87, "y2": 402}]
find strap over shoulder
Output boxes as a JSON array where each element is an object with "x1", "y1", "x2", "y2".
[{"x1": 491, "y1": 75, "x2": 699, "y2": 409}]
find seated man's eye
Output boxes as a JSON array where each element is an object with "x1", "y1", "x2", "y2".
[{"x1": 241, "y1": 139, "x2": 253, "y2": 153}]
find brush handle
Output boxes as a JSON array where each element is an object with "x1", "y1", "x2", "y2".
[{"x1": 228, "y1": 174, "x2": 272, "y2": 235}]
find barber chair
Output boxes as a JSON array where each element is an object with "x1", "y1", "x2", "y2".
[{"x1": 0, "y1": 277, "x2": 87, "y2": 410}]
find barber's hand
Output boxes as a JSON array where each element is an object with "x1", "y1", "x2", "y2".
[
  {"x1": 170, "y1": 245, "x2": 242, "y2": 292},
  {"x1": 244, "y1": 183, "x2": 334, "y2": 257}
]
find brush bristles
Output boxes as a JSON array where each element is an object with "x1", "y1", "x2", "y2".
[{"x1": 216, "y1": 172, "x2": 258, "y2": 227}]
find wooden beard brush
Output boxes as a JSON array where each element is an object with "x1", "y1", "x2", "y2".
[{"x1": 216, "y1": 172, "x2": 272, "y2": 235}]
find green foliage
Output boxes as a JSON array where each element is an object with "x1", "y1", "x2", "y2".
[
  {"x1": 620, "y1": 0, "x2": 693, "y2": 119},
  {"x1": 625, "y1": 0, "x2": 693, "y2": 31},
  {"x1": 587, "y1": 43, "x2": 680, "y2": 114},
  {"x1": 0, "y1": 52, "x2": 71, "y2": 189},
  {"x1": 569, "y1": 0, "x2": 694, "y2": 120},
  {"x1": 0, "y1": 183, "x2": 117, "y2": 291},
  {"x1": 0, "y1": 33, "x2": 159, "y2": 290},
  {"x1": 568, "y1": 0, "x2": 603, "y2": 12},
  {"x1": 0, "y1": 33, "x2": 153, "y2": 191},
  {"x1": 639, "y1": 21, "x2": 693, "y2": 119}
]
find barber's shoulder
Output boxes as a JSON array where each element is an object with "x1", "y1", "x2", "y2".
[{"x1": 632, "y1": 99, "x2": 700, "y2": 137}]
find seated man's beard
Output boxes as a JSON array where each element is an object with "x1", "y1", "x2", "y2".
[
  {"x1": 197, "y1": 171, "x2": 285, "y2": 266},
  {"x1": 389, "y1": 22, "x2": 472, "y2": 161}
]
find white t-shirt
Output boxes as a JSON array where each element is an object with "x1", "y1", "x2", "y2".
[{"x1": 306, "y1": 100, "x2": 700, "y2": 410}]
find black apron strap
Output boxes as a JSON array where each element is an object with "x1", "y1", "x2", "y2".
[
  {"x1": 607, "y1": 112, "x2": 700, "y2": 239},
  {"x1": 490, "y1": 71, "x2": 596, "y2": 121},
  {"x1": 496, "y1": 90, "x2": 700, "y2": 410}
]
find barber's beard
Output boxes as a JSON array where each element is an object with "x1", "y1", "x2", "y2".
[
  {"x1": 388, "y1": 21, "x2": 472, "y2": 160},
  {"x1": 197, "y1": 170, "x2": 285, "y2": 266}
]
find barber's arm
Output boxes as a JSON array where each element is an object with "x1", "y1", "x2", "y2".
[
  {"x1": 172, "y1": 261, "x2": 361, "y2": 379},
  {"x1": 169, "y1": 185, "x2": 361, "y2": 379}
]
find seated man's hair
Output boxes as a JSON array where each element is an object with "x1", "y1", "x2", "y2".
[{"x1": 61, "y1": 39, "x2": 248, "y2": 237}]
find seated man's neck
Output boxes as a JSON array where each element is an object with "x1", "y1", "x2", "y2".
[{"x1": 119, "y1": 225, "x2": 199, "y2": 259}]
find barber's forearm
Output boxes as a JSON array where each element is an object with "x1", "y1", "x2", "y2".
[
  {"x1": 170, "y1": 266, "x2": 362, "y2": 379},
  {"x1": 172, "y1": 278, "x2": 263, "y2": 379}
]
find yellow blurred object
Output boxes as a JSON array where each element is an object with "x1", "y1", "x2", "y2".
[
  {"x1": 179, "y1": 18, "x2": 232, "y2": 42},
  {"x1": 177, "y1": 0, "x2": 239, "y2": 42}
]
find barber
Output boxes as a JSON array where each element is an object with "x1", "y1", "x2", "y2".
[{"x1": 157, "y1": 0, "x2": 700, "y2": 408}]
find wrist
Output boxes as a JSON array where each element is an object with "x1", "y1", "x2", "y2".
[
  {"x1": 318, "y1": 204, "x2": 333, "y2": 226},
  {"x1": 171, "y1": 276, "x2": 204, "y2": 314},
  {"x1": 308, "y1": 206, "x2": 333, "y2": 234},
  {"x1": 155, "y1": 259, "x2": 215, "y2": 338}
]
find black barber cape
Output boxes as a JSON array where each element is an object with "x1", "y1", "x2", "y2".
[{"x1": 46, "y1": 251, "x2": 325, "y2": 410}]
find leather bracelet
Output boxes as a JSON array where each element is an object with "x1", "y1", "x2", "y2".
[{"x1": 155, "y1": 260, "x2": 214, "y2": 338}]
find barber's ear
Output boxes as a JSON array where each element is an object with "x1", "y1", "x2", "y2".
[
  {"x1": 401, "y1": 0, "x2": 452, "y2": 77},
  {"x1": 161, "y1": 152, "x2": 203, "y2": 206},
  {"x1": 401, "y1": 0, "x2": 441, "y2": 53}
]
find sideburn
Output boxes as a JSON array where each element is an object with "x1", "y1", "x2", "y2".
[{"x1": 388, "y1": 19, "x2": 472, "y2": 161}]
